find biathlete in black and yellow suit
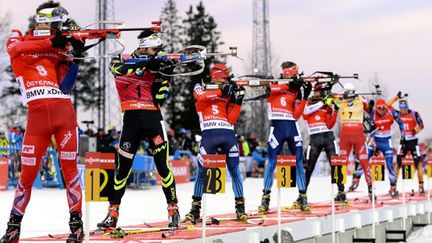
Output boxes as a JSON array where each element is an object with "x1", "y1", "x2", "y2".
[{"x1": 97, "y1": 30, "x2": 180, "y2": 229}]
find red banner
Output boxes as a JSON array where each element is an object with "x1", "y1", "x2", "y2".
[
  {"x1": 0, "y1": 158, "x2": 8, "y2": 191},
  {"x1": 85, "y1": 152, "x2": 115, "y2": 169},
  {"x1": 157, "y1": 160, "x2": 191, "y2": 184},
  {"x1": 370, "y1": 156, "x2": 385, "y2": 165},
  {"x1": 276, "y1": 155, "x2": 296, "y2": 166}
]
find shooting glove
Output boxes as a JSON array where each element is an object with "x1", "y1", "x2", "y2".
[
  {"x1": 50, "y1": 32, "x2": 68, "y2": 49},
  {"x1": 69, "y1": 37, "x2": 85, "y2": 64},
  {"x1": 303, "y1": 82, "x2": 312, "y2": 100},
  {"x1": 289, "y1": 80, "x2": 302, "y2": 91},
  {"x1": 222, "y1": 84, "x2": 235, "y2": 96},
  {"x1": 323, "y1": 96, "x2": 333, "y2": 106},
  {"x1": 333, "y1": 98, "x2": 341, "y2": 111},
  {"x1": 146, "y1": 56, "x2": 162, "y2": 71},
  {"x1": 235, "y1": 87, "x2": 246, "y2": 105},
  {"x1": 152, "y1": 79, "x2": 170, "y2": 107}
]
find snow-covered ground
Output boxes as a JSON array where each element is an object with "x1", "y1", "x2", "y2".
[{"x1": 0, "y1": 174, "x2": 428, "y2": 241}]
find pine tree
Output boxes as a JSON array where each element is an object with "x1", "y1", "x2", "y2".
[
  {"x1": 159, "y1": 0, "x2": 184, "y2": 130},
  {"x1": 170, "y1": 1, "x2": 224, "y2": 132}
]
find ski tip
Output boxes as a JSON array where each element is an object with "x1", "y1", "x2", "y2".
[{"x1": 186, "y1": 225, "x2": 194, "y2": 230}]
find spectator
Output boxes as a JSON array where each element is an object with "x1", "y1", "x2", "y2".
[
  {"x1": 96, "y1": 128, "x2": 111, "y2": 152},
  {"x1": 168, "y1": 129, "x2": 177, "y2": 155},
  {"x1": 0, "y1": 130, "x2": 10, "y2": 158},
  {"x1": 178, "y1": 129, "x2": 194, "y2": 151},
  {"x1": 247, "y1": 133, "x2": 259, "y2": 152},
  {"x1": 237, "y1": 135, "x2": 250, "y2": 156},
  {"x1": 252, "y1": 142, "x2": 268, "y2": 177}
]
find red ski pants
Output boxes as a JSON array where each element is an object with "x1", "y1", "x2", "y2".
[{"x1": 11, "y1": 99, "x2": 82, "y2": 216}]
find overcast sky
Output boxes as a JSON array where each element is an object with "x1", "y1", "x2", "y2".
[{"x1": 0, "y1": 0, "x2": 431, "y2": 140}]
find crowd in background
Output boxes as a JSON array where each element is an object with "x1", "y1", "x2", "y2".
[{"x1": 2, "y1": 122, "x2": 432, "y2": 182}]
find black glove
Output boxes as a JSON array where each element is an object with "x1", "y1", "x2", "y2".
[
  {"x1": 50, "y1": 32, "x2": 68, "y2": 49},
  {"x1": 159, "y1": 60, "x2": 176, "y2": 75},
  {"x1": 289, "y1": 80, "x2": 302, "y2": 90},
  {"x1": 235, "y1": 87, "x2": 245, "y2": 105},
  {"x1": 69, "y1": 37, "x2": 85, "y2": 64},
  {"x1": 400, "y1": 136, "x2": 406, "y2": 145},
  {"x1": 303, "y1": 82, "x2": 312, "y2": 100},
  {"x1": 222, "y1": 84, "x2": 235, "y2": 96},
  {"x1": 397, "y1": 91, "x2": 402, "y2": 99},
  {"x1": 146, "y1": 56, "x2": 162, "y2": 71}
]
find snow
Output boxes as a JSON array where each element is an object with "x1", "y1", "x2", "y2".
[{"x1": 0, "y1": 174, "x2": 429, "y2": 242}]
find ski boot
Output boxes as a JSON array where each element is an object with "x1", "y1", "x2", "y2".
[
  {"x1": 419, "y1": 182, "x2": 426, "y2": 195},
  {"x1": 368, "y1": 185, "x2": 377, "y2": 202},
  {"x1": 258, "y1": 190, "x2": 271, "y2": 214},
  {"x1": 334, "y1": 191, "x2": 348, "y2": 205},
  {"x1": 235, "y1": 197, "x2": 247, "y2": 220},
  {"x1": 291, "y1": 195, "x2": 302, "y2": 209},
  {"x1": 168, "y1": 203, "x2": 180, "y2": 228},
  {"x1": 185, "y1": 197, "x2": 201, "y2": 223},
  {"x1": 0, "y1": 213, "x2": 22, "y2": 243},
  {"x1": 298, "y1": 194, "x2": 311, "y2": 212},
  {"x1": 389, "y1": 185, "x2": 399, "y2": 199},
  {"x1": 97, "y1": 204, "x2": 119, "y2": 229},
  {"x1": 67, "y1": 212, "x2": 84, "y2": 243},
  {"x1": 348, "y1": 177, "x2": 360, "y2": 192}
]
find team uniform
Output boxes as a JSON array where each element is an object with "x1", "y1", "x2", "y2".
[
  {"x1": 303, "y1": 100, "x2": 339, "y2": 191},
  {"x1": 258, "y1": 81, "x2": 310, "y2": 212},
  {"x1": 98, "y1": 53, "x2": 179, "y2": 228},
  {"x1": 395, "y1": 108, "x2": 424, "y2": 192},
  {"x1": 185, "y1": 83, "x2": 246, "y2": 221},
  {"x1": 2, "y1": 31, "x2": 82, "y2": 242},
  {"x1": 339, "y1": 96, "x2": 372, "y2": 194},
  {"x1": 353, "y1": 106, "x2": 403, "y2": 191}
]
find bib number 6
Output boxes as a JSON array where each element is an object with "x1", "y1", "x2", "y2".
[{"x1": 280, "y1": 97, "x2": 286, "y2": 107}]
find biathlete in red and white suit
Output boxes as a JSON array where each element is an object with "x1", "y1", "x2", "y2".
[
  {"x1": 258, "y1": 61, "x2": 312, "y2": 213},
  {"x1": 303, "y1": 82, "x2": 340, "y2": 194},
  {"x1": 185, "y1": 64, "x2": 247, "y2": 222},
  {"x1": 388, "y1": 93, "x2": 425, "y2": 194},
  {"x1": 351, "y1": 97, "x2": 404, "y2": 198},
  {"x1": 1, "y1": 3, "x2": 84, "y2": 243},
  {"x1": 97, "y1": 30, "x2": 180, "y2": 230}
]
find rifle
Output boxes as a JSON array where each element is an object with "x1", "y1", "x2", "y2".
[
  {"x1": 11, "y1": 21, "x2": 161, "y2": 59},
  {"x1": 124, "y1": 46, "x2": 240, "y2": 77}
]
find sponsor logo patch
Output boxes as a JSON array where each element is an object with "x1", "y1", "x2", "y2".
[
  {"x1": 22, "y1": 145, "x2": 35, "y2": 154},
  {"x1": 153, "y1": 135, "x2": 164, "y2": 146},
  {"x1": 121, "y1": 142, "x2": 131, "y2": 151},
  {"x1": 22, "y1": 157, "x2": 36, "y2": 166},
  {"x1": 60, "y1": 152, "x2": 76, "y2": 160},
  {"x1": 60, "y1": 131, "x2": 73, "y2": 148}
]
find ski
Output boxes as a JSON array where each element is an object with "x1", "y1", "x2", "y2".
[
  {"x1": 109, "y1": 226, "x2": 193, "y2": 239},
  {"x1": 48, "y1": 227, "x2": 114, "y2": 240}
]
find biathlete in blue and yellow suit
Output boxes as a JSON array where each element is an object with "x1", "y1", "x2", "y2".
[
  {"x1": 350, "y1": 97, "x2": 404, "y2": 198},
  {"x1": 258, "y1": 61, "x2": 312, "y2": 213}
]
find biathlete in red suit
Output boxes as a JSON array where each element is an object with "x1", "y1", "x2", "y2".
[
  {"x1": 303, "y1": 82, "x2": 340, "y2": 194},
  {"x1": 1, "y1": 3, "x2": 85, "y2": 243},
  {"x1": 97, "y1": 30, "x2": 180, "y2": 229},
  {"x1": 258, "y1": 61, "x2": 312, "y2": 213},
  {"x1": 184, "y1": 64, "x2": 246, "y2": 222},
  {"x1": 387, "y1": 93, "x2": 425, "y2": 194},
  {"x1": 338, "y1": 83, "x2": 373, "y2": 201}
]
